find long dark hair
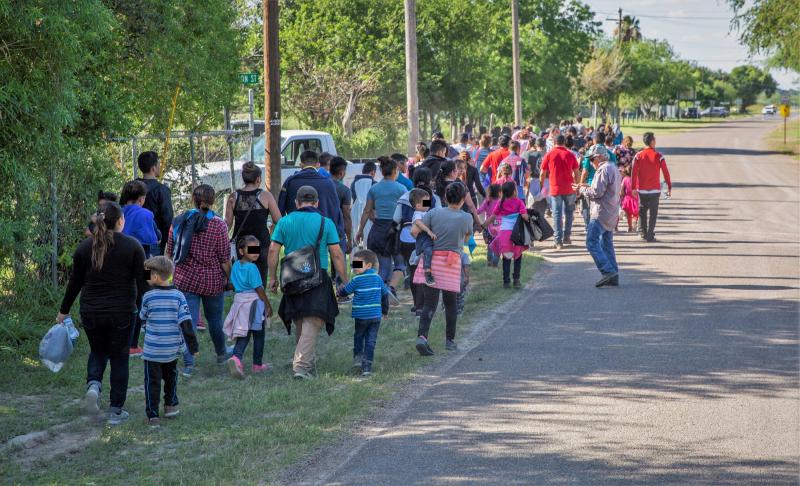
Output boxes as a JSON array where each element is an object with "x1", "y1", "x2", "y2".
[
  {"x1": 498, "y1": 181, "x2": 517, "y2": 211},
  {"x1": 435, "y1": 161, "x2": 456, "y2": 199},
  {"x1": 92, "y1": 202, "x2": 123, "y2": 271}
]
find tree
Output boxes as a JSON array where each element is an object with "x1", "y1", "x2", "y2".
[
  {"x1": 614, "y1": 15, "x2": 641, "y2": 43},
  {"x1": 580, "y1": 45, "x2": 628, "y2": 117},
  {"x1": 622, "y1": 40, "x2": 694, "y2": 117},
  {"x1": 728, "y1": 0, "x2": 800, "y2": 72},
  {"x1": 729, "y1": 65, "x2": 778, "y2": 110}
]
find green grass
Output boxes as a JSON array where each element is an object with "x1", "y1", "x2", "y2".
[
  {"x1": 618, "y1": 118, "x2": 739, "y2": 139},
  {"x1": 766, "y1": 118, "x2": 800, "y2": 157},
  {"x1": 0, "y1": 247, "x2": 540, "y2": 485}
]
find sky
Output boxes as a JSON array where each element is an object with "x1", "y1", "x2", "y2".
[{"x1": 589, "y1": 0, "x2": 797, "y2": 90}]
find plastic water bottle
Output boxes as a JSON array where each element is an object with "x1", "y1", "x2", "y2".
[
  {"x1": 662, "y1": 181, "x2": 670, "y2": 200},
  {"x1": 63, "y1": 316, "x2": 79, "y2": 345}
]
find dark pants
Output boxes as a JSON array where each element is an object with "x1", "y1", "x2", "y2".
[
  {"x1": 82, "y1": 312, "x2": 134, "y2": 409},
  {"x1": 400, "y1": 241, "x2": 415, "y2": 290},
  {"x1": 143, "y1": 359, "x2": 178, "y2": 418},
  {"x1": 638, "y1": 193, "x2": 661, "y2": 240},
  {"x1": 255, "y1": 249, "x2": 268, "y2": 286},
  {"x1": 417, "y1": 286, "x2": 458, "y2": 341},
  {"x1": 353, "y1": 318, "x2": 381, "y2": 366},
  {"x1": 502, "y1": 256, "x2": 522, "y2": 284},
  {"x1": 232, "y1": 329, "x2": 266, "y2": 366},
  {"x1": 407, "y1": 264, "x2": 424, "y2": 310}
]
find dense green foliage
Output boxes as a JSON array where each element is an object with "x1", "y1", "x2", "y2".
[
  {"x1": 0, "y1": 1, "x2": 242, "y2": 336},
  {"x1": 728, "y1": 0, "x2": 800, "y2": 72}
]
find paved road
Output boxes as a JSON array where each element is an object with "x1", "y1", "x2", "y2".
[{"x1": 307, "y1": 119, "x2": 800, "y2": 485}]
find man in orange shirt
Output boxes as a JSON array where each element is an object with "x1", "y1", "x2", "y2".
[
  {"x1": 632, "y1": 132, "x2": 672, "y2": 242},
  {"x1": 540, "y1": 134, "x2": 580, "y2": 249},
  {"x1": 479, "y1": 135, "x2": 510, "y2": 183}
]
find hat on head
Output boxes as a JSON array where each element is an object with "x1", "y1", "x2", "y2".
[
  {"x1": 588, "y1": 144, "x2": 609, "y2": 160},
  {"x1": 296, "y1": 185, "x2": 318, "y2": 203}
]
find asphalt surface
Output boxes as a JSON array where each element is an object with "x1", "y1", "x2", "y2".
[{"x1": 303, "y1": 118, "x2": 800, "y2": 485}]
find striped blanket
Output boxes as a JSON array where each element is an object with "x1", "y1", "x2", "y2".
[{"x1": 412, "y1": 250, "x2": 462, "y2": 293}]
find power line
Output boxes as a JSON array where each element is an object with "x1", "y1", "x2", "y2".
[{"x1": 596, "y1": 11, "x2": 731, "y2": 21}]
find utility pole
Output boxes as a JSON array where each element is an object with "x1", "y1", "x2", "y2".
[
  {"x1": 263, "y1": 0, "x2": 282, "y2": 197},
  {"x1": 404, "y1": 0, "x2": 420, "y2": 157},
  {"x1": 606, "y1": 8, "x2": 624, "y2": 125},
  {"x1": 511, "y1": 0, "x2": 523, "y2": 127}
]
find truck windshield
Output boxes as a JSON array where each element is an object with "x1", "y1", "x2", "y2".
[{"x1": 235, "y1": 136, "x2": 284, "y2": 163}]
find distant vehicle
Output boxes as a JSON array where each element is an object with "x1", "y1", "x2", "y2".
[
  {"x1": 762, "y1": 105, "x2": 777, "y2": 115},
  {"x1": 683, "y1": 107, "x2": 699, "y2": 119},
  {"x1": 183, "y1": 130, "x2": 365, "y2": 200},
  {"x1": 700, "y1": 107, "x2": 729, "y2": 118}
]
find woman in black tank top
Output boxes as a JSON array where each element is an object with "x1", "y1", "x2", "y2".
[{"x1": 224, "y1": 162, "x2": 282, "y2": 284}]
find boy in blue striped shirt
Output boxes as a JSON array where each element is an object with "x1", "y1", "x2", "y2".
[
  {"x1": 139, "y1": 256, "x2": 196, "y2": 427},
  {"x1": 337, "y1": 249, "x2": 397, "y2": 376}
]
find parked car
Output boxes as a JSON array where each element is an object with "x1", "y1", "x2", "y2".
[
  {"x1": 700, "y1": 107, "x2": 729, "y2": 118},
  {"x1": 683, "y1": 107, "x2": 699, "y2": 119},
  {"x1": 762, "y1": 105, "x2": 777, "y2": 115},
  {"x1": 179, "y1": 130, "x2": 366, "y2": 202}
]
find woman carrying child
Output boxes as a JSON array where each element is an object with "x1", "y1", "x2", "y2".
[
  {"x1": 223, "y1": 235, "x2": 274, "y2": 379},
  {"x1": 483, "y1": 181, "x2": 530, "y2": 289}
]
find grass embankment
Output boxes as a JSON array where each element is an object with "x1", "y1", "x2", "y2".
[
  {"x1": 765, "y1": 118, "x2": 800, "y2": 157},
  {"x1": 619, "y1": 118, "x2": 729, "y2": 139},
  {"x1": 0, "y1": 247, "x2": 540, "y2": 484}
]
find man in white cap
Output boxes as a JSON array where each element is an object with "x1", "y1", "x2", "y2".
[{"x1": 574, "y1": 145, "x2": 621, "y2": 288}]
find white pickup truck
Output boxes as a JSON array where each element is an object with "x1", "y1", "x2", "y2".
[{"x1": 191, "y1": 129, "x2": 367, "y2": 197}]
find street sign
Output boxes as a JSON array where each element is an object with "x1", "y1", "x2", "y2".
[
  {"x1": 238, "y1": 72, "x2": 260, "y2": 85},
  {"x1": 779, "y1": 104, "x2": 790, "y2": 118}
]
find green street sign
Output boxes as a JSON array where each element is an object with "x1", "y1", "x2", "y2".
[{"x1": 239, "y1": 72, "x2": 260, "y2": 85}]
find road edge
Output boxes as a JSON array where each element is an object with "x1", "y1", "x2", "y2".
[{"x1": 277, "y1": 260, "x2": 554, "y2": 486}]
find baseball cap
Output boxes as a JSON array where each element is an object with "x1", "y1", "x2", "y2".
[
  {"x1": 296, "y1": 185, "x2": 318, "y2": 203},
  {"x1": 588, "y1": 144, "x2": 609, "y2": 159}
]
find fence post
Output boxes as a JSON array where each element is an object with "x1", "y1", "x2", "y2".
[
  {"x1": 189, "y1": 133, "x2": 197, "y2": 189},
  {"x1": 227, "y1": 135, "x2": 235, "y2": 194},
  {"x1": 132, "y1": 137, "x2": 139, "y2": 179}
]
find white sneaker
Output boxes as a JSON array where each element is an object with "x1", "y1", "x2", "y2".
[
  {"x1": 107, "y1": 409, "x2": 130, "y2": 426},
  {"x1": 82, "y1": 384, "x2": 100, "y2": 415}
]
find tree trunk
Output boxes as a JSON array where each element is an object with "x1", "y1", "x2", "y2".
[
  {"x1": 450, "y1": 113, "x2": 456, "y2": 142},
  {"x1": 342, "y1": 91, "x2": 357, "y2": 137},
  {"x1": 421, "y1": 109, "x2": 428, "y2": 141}
]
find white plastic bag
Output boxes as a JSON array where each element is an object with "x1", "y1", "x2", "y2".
[{"x1": 39, "y1": 317, "x2": 80, "y2": 373}]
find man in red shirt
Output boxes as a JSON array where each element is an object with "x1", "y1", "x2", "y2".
[
  {"x1": 632, "y1": 131, "x2": 672, "y2": 242},
  {"x1": 540, "y1": 134, "x2": 580, "y2": 249},
  {"x1": 480, "y1": 134, "x2": 511, "y2": 183}
]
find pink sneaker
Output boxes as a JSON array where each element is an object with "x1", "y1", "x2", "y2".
[
  {"x1": 252, "y1": 364, "x2": 270, "y2": 374},
  {"x1": 227, "y1": 356, "x2": 244, "y2": 379}
]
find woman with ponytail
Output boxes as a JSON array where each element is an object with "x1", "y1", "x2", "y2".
[
  {"x1": 58, "y1": 201, "x2": 146, "y2": 426},
  {"x1": 168, "y1": 184, "x2": 231, "y2": 377}
]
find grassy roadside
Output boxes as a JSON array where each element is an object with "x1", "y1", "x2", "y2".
[
  {"x1": 0, "y1": 247, "x2": 540, "y2": 484},
  {"x1": 619, "y1": 118, "x2": 739, "y2": 139},
  {"x1": 765, "y1": 118, "x2": 799, "y2": 156}
]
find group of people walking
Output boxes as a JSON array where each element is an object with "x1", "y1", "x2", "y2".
[{"x1": 56, "y1": 118, "x2": 672, "y2": 427}]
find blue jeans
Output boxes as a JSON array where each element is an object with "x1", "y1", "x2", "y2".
[
  {"x1": 550, "y1": 194, "x2": 577, "y2": 243},
  {"x1": 586, "y1": 219, "x2": 618, "y2": 276},
  {"x1": 353, "y1": 318, "x2": 381, "y2": 367},
  {"x1": 377, "y1": 253, "x2": 406, "y2": 282},
  {"x1": 183, "y1": 292, "x2": 226, "y2": 367}
]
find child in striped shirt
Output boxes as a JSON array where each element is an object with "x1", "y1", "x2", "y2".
[
  {"x1": 139, "y1": 256, "x2": 196, "y2": 427},
  {"x1": 337, "y1": 249, "x2": 397, "y2": 376}
]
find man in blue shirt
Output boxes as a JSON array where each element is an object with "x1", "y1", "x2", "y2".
[
  {"x1": 278, "y1": 150, "x2": 344, "y2": 241},
  {"x1": 390, "y1": 153, "x2": 414, "y2": 190}
]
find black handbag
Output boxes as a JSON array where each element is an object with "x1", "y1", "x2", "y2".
[
  {"x1": 529, "y1": 208, "x2": 554, "y2": 241},
  {"x1": 279, "y1": 215, "x2": 326, "y2": 296},
  {"x1": 510, "y1": 216, "x2": 534, "y2": 247}
]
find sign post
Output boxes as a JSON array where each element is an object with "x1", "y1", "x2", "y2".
[{"x1": 779, "y1": 104, "x2": 790, "y2": 144}]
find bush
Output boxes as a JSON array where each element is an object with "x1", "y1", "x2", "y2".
[{"x1": 333, "y1": 126, "x2": 406, "y2": 160}]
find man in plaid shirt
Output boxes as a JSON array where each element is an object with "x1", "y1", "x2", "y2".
[{"x1": 167, "y1": 184, "x2": 231, "y2": 377}]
